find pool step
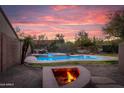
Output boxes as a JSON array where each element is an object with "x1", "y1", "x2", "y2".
[{"x1": 91, "y1": 76, "x2": 124, "y2": 88}]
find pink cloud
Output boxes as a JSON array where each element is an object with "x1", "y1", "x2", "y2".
[
  {"x1": 13, "y1": 22, "x2": 47, "y2": 27},
  {"x1": 40, "y1": 10, "x2": 107, "y2": 25},
  {"x1": 40, "y1": 16, "x2": 55, "y2": 21},
  {"x1": 10, "y1": 6, "x2": 114, "y2": 41},
  {"x1": 12, "y1": 8, "x2": 108, "y2": 28},
  {"x1": 51, "y1": 5, "x2": 79, "y2": 11}
]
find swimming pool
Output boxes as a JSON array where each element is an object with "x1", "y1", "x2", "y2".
[
  {"x1": 24, "y1": 53, "x2": 118, "y2": 63},
  {"x1": 36, "y1": 55, "x2": 102, "y2": 61}
]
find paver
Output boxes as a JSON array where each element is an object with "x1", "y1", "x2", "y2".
[
  {"x1": 96, "y1": 84, "x2": 123, "y2": 88},
  {"x1": 0, "y1": 64, "x2": 124, "y2": 88},
  {"x1": 0, "y1": 65, "x2": 42, "y2": 88},
  {"x1": 91, "y1": 76, "x2": 116, "y2": 84}
]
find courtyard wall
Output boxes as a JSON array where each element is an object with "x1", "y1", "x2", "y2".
[
  {"x1": 119, "y1": 43, "x2": 124, "y2": 74},
  {"x1": 0, "y1": 8, "x2": 22, "y2": 72},
  {"x1": 0, "y1": 32, "x2": 1, "y2": 71},
  {"x1": 1, "y1": 33, "x2": 22, "y2": 71}
]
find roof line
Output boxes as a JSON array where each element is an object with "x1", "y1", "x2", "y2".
[{"x1": 0, "y1": 6, "x2": 20, "y2": 40}]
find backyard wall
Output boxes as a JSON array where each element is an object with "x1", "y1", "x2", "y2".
[
  {"x1": 0, "y1": 8, "x2": 22, "y2": 72},
  {"x1": 0, "y1": 32, "x2": 1, "y2": 71},
  {"x1": 1, "y1": 33, "x2": 22, "y2": 71},
  {"x1": 119, "y1": 43, "x2": 124, "y2": 74},
  {"x1": 0, "y1": 9, "x2": 18, "y2": 39}
]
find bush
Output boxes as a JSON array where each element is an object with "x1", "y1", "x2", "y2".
[
  {"x1": 102, "y1": 45, "x2": 118, "y2": 53},
  {"x1": 48, "y1": 41, "x2": 58, "y2": 52}
]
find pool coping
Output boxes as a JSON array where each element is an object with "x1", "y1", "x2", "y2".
[{"x1": 24, "y1": 54, "x2": 118, "y2": 64}]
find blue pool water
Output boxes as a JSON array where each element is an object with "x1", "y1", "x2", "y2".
[{"x1": 36, "y1": 53, "x2": 105, "y2": 62}]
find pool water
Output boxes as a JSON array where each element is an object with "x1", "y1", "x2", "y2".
[{"x1": 36, "y1": 54, "x2": 105, "y2": 62}]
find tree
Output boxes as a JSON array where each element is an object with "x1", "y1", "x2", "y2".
[
  {"x1": 75, "y1": 31, "x2": 92, "y2": 48},
  {"x1": 21, "y1": 36, "x2": 34, "y2": 64},
  {"x1": 14, "y1": 26, "x2": 27, "y2": 39},
  {"x1": 48, "y1": 41, "x2": 58, "y2": 52},
  {"x1": 103, "y1": 10, "x2": 124, "y2": 40},
  {"x1": 37, "y1": 34, "x2": 48, "y2": 49},
  {"x1": 64, "y1": 41, "x2": 76, "y2": 53},
  {"x1": 15, "y1": 26, "x2": 21, "y2": 32},
  {"x1": 47, "y1": 34, "x2": 65, "y2": 52},
  {"x1": 32, "y1": 35, "x2": 37, "y2": 40},
  {"x1": 55, "y1": 33, "x2": 65, "y2": 43},
  {"x1": 38, "y1": 34, "x2": 47, "y2": 41},
  {"x1": 75, "y1": 31, "x2": 88, "y2": 40},
  {"x1": 19, "y1": 32, "x2": 25, "y2": 38}
]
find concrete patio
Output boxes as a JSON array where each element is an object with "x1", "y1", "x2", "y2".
[
  {"x1": 0, "y1": 65, "x2": 42, "y2": 88},
  {"x1": 0, "y1": 64, "x2": 124, "y2": 88}
]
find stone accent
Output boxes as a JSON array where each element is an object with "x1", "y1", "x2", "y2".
[{"x1": 119, "y1": 43, "x2": 124, "y2": 74}]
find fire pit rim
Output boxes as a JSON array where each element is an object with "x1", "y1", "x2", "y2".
[{"x1": 43, "y1": 65, "x2": 91, "y2": 88}]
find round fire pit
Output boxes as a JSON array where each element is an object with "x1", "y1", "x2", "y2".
[{"x1": 43, "y1": 66, "x2": 91, "y2": 88}]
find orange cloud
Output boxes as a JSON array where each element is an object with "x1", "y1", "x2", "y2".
[
  {"x1": 40, "y1": 16, "x2": 55, "y2": 21},
  {"x1": 9, "y1": 6, "x2": 113, "y2": 41},
  {"x1": 51, "y1": 5, "x2": 79, "y2": 11}
]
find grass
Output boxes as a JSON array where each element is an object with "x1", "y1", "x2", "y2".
[
  {"x1": 97, "y1": 53, "x2": 118, "y2": 57},
  {"x1": 27, "y1": 60, "x2": 118, "y2": 68}
]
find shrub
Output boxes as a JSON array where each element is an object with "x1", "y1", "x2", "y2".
[{"x1": 102, "y1": 45, "x2": 118, "y2": 53}]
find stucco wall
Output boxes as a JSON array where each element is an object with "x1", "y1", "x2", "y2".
[
  {"x1": 0, "y1": 9, "x2": 23, "y2": 72},
  {"x1": 1, "y1": 33, "x2": 21, "y2": 71},
  {"x1": 0, "y1": 32, "x2": 1, "y2": 71},
  {"x1": 0, "y1": 12, "x2": 17, "y2": 39},
  {"x1": 119, "y1": 43, "x2": 124, "y2": 74},
  {"x1": 0, "y1": 9, "x2": 32, "y2": 72}
]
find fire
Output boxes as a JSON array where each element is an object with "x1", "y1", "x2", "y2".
[
  {"x1": 67, "y1": 71, "x2": 76, "y2": 83},
  {"x1": 52, "y1": 68, "x2": 79, "y2": 86}
]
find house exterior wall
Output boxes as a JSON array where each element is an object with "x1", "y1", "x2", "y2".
[
  {"x1": 1, "y1": 33, "x2": 21, "y2": 71},
  {"x1": 0, "y1": 32, "x2": 1, "y2": 71},
  {"x1": 0, "y1": 8, "x2": 22, "y2": 72},
  {"x1": 0, "y1": 12, "x2": 17, "y2": 39},
  {"x1": 0, "y1": 8, "x2": 32, "y2": 72},
  {"x1": 119, "y1": 43, "x2": 124, "y2": 74}
]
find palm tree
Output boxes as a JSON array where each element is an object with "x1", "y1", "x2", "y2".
[{"x1": 21, "y1": 36, "x2": 34, "y2": 64}]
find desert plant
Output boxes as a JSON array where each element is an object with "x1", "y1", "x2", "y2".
[{"x1": 21, "y1": 36, "x2": 34, "y2": 64}]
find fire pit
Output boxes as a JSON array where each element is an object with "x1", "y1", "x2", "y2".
[
  {"x1": 43, "y1": 66, "x2": 91, "y2": 88},
  {"x1": 52, "y1": 68, "x2": 80, "y2": 86}
]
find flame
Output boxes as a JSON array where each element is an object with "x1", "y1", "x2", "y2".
[{"x1": 67, "y1": 71, "x2": 76, "y2": 83}]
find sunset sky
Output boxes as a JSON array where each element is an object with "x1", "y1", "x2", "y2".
[{"x1": 2, "y1": 5, "x2": 124, "y2": 41}]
